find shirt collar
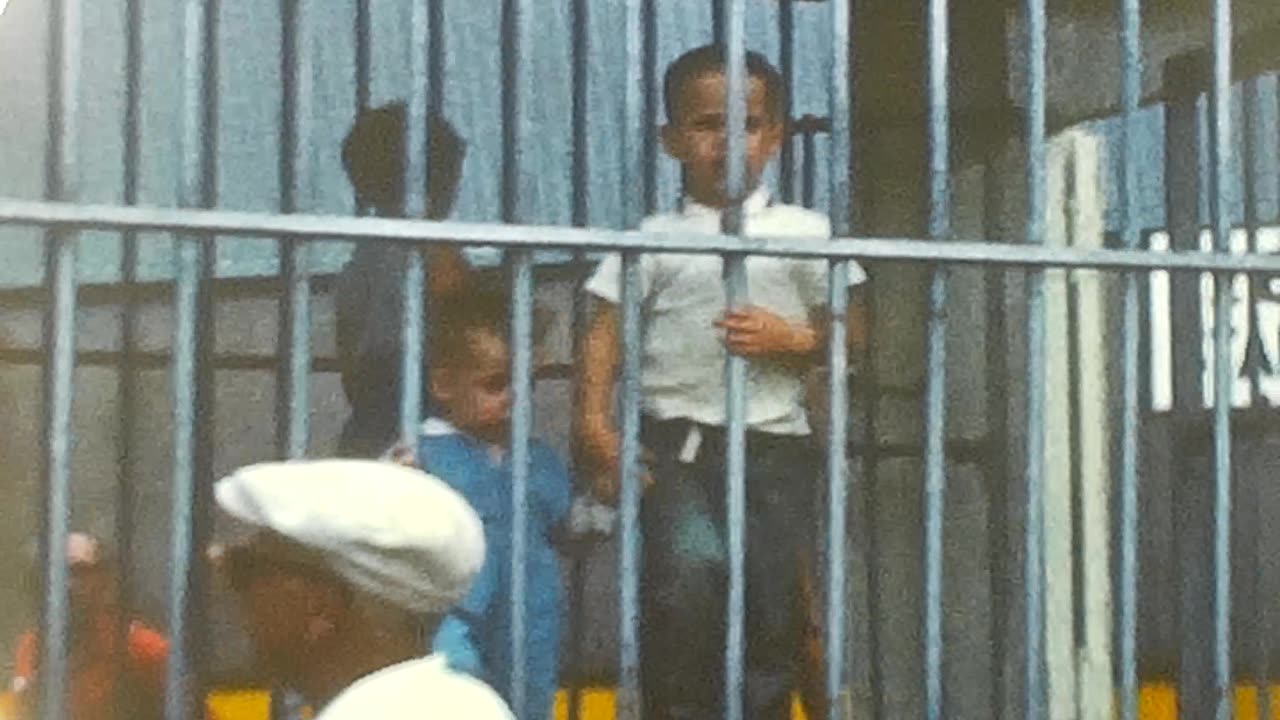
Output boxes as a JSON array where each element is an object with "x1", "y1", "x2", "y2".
[
  {"x1": 420, "y1": 417, "x2": 460, "y2": 437},
  {"x1": 682, "y1": 185, "x2": 772, "y2": 219},
  {"x1": 420, "y1": 418, "x2": 505, "y2": 462}
]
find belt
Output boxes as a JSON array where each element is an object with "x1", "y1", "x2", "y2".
[{"x1": 640, "y1": 416, "x2": 811, "y2": 465}]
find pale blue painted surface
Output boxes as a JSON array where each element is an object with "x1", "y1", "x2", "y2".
[
  {"x1": 1086, "y1": 74, "x2": 1280, "y2": 236},
  {"x1": 0, "y1": 0, "x2": 841, "y2": 287}
]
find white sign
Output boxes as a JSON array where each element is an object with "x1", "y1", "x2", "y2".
[{"x1": 1148, "y1": 227, "x2": 1280, "y2": 409}]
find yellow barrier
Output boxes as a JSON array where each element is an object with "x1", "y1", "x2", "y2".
[
  {"x1": 3, "y1": 684, "x2": 1279, "y2": 719},
  {"x1": 1136, "y1": 683, "x2": 1280, "y2": 720},
  {"x1": 207, "y1": 690, "x2": 273, "y2": 720},
  {"x1": 550, "y1": 690, "x2": 810, "y2": 719},
  {"x1": 199, "y1": 684, "x2": 1280, "y2": 720}
]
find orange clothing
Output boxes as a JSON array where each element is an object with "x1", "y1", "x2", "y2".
[{"x1": 11, "y1": 620, "x2": 180, "y2": 720}]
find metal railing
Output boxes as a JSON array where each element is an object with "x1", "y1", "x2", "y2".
[{"x1": 4, "y1": 0, "x2": 1280, "y2": 718}]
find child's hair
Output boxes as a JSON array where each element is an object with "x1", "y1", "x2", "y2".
[
  {"x1": 663, "y1": 44, "x2": 786, "y2": 122},
  {"x1": 341, "y1": 103, "x2": 466, "y2": 219},
  {"x1": 432, "y1": 284, "x2": 511, "y2": 371}
]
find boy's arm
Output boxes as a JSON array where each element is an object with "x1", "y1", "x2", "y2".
[
  {"x1": 433, "y1": 548, "x2": 497, "y2": 678},
  {"x1": 575, "y1": 302, "x2": 623, "y2": 501},
  {"x1": 434, "y1": 614, "x2": 485, "y2": 677}
]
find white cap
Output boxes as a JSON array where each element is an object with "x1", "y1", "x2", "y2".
[{"x1": 214, "y1": 459, "x2": 486, "y2": 615}]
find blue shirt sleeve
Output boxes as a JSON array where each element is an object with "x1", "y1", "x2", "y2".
[{"x1": 433, "y1": 544, "x2": 498, "y2": 679}]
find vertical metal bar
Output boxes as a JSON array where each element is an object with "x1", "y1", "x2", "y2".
[
  {"x1": 351, "y1": 0, "x2": 371, "y2": 223},
  {"x1": 641, "y1": 0, "x2": 658, "y2": 214},
  {"x1": 566, "y1": 2, "x2": 591, "y2": 717},
  {"x1": 712, "y1": 0, "x2": 726, "y2": 46},
  {"x1": 1241, "y1": 76, "x2": 1272, "y2": 720},
  {"x1": 397, "y1": 0, "x2": 434, "y2": 447},
  {"x1": 1022, "y1": 0, "x2": 1048, "y2": 715},
  {"x1": 826, "y1": 0, "x2": 853, "y2": 718},
  {"x1": 167, "y1": 240, "x2": 201, "y2": 720},
  {"x1": 354, "y1": 0, "x2": 370, "y2": 111},
  {"x1": 167, "y1": 0, "x2": 216, "y2": 714},
  {"x1": 571, "y1": 0, "x2": 590, "y2": 229},
  {"x1": 1066, "y1": 262, "x2": 1085, "y2": 716},
  {"x1": 508, "y1": 250, "x2": 535, "y2": 715},
  {"x1": 721, "y1": 1, "x2": 748, "y2": 228},
  {"x1": 427, "y1": 0, "x2": 444, "y2": 117},
  {"x1": 115, "y1": 0, "x2": 143, "y2": 703},
  {"x1": 802, "y1": 127, "x2": 818, "y2": 210},
  {"x1": 278, "y1": 0, "x2": 312, "y2": 459},
  {"x1": 721, "y1": 3, "x2": 749, "y2": 719},
  {"x1": 397, "y1": 256, "x2": 425, "y2": 445},
  {"x1": 616, "y1": 0, "x2": 645, "y2": 718},
  {"x1": 825, "y1": 264, "x2": 850, "y2": 720},
  {"x1": 778, "y1": 0, "x2": 796, "y2": 204},
  {"x1": 1242, "y1": 77, "x2": 1265, "y2": 409},
  {"x1": 39, "y1": 242, "x2": 78, "y2": 720},
  {"x1": 1208, "y1": 0, "x2": 1234, "y2": 716},
  {"x1": 617, "y1": 253, "x2": 644, "y2": 720},
  {"x1": 500, "y1": 0, "x2": 525, "y2": 225},
  {"x1": 38, "y1": 0, "x2": 81, "y2": 713},
  {"x1": 278, "y1": 250, "x2": 311, "y2": 459},
  {"x1": 922, "y1": 0, "x2": 950, "y2": 713},
  {"x1": 501, "y1": 0, "x2": 532, "y2": 709},
  {"x1": 1116, "y1": 0, "x2": 1142, "y2": 717}
]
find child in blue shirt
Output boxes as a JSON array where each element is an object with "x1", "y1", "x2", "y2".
[{"x1": 416, "y1": 291, "x2": 571, "y2": 720}]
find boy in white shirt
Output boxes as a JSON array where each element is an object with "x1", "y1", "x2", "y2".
[{"x1": 576, "y1": 44, "x2": 868, "y2": 720}]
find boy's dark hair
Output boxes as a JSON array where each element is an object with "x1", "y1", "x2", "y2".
[
  {"x1": 341, "y1": 103, "x2": 466, "y2": 218},
  {"x1": 663, "y1": 44, "x2": 786, "y2": 122},
  {"x1": 432, "y1": 284, "x2": 512, "y2": 370}
]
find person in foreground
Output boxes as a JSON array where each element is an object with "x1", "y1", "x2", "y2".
[{"x1": 213, "y1": 458, "x2": 513, "y2": 719}]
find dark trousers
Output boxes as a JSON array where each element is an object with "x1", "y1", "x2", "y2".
[{"x1": 639, "y1": 417, "x2": 819, "y2": 720}]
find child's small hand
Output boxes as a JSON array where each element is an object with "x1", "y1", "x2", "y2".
[
  {"x1": 714, "y1": 306, "x2": 816, "y2": 358},
  {"x1": 383, "y1": 442, "x2": 419, "y2": 469},
  {"x1": 580, "y1": 426, "x2": 655, "y2": 504}
]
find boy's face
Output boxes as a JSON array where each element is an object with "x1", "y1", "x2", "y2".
[
  {"x1": 431, "y1": 329, "x2": 512, "y2": 445},
  {"x1": 663, "y1": 72, "x2": 784, "y2": 209}
]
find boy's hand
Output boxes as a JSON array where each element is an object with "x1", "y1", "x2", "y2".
[
  {"x1": 579, "y1": 424, "x2": 655, "y2": 505},
  {"x1": 715, "y1": 306, "x2": 818, "y2": 358}
]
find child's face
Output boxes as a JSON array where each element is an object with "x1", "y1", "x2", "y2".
[
  {"x1": 662, "y1": 72, "x2": 784, "y2": 209},
  {"x1": 431, "y1": 329, "x2": 512, "y2": 445}
]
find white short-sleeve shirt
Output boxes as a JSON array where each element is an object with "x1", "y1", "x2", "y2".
[
  {"x1": 316, "y1": 655, "x2": 514, "y2": 720},
  {"x1": 584, "y1": 187, "x2": 867, "y2": 436}
]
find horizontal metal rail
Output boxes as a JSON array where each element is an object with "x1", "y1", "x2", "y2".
[{"x1": 3, "y1": 198, "x2": 1280, "y2": 273}]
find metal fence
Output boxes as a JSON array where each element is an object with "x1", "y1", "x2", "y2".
[{"x1": 3, "y1": 0, "x2": 1280, "y2": 719}]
